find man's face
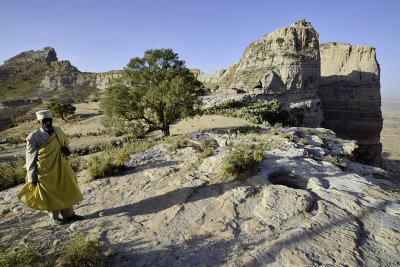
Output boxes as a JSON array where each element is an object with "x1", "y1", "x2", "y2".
[{"x1": 39, "y1": 118, "x2": 53, "y2": 131}]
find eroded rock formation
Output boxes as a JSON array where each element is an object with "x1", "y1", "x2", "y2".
[
  {"x1": 196, "y1": 20, "x2": 324, "y2": 127},
  {"x1": 39, "y1": 60, "x2": 122, "y2": 92},
  {"x1": 319, "y1": 42, "x2": 383, "y2": 166},
  {"x1": 196, "y1": 21, "x2": 383, "y2": 167}
]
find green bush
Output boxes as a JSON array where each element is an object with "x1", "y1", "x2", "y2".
[
  {"x1": 203, "y1": 99, "x2": 291, "y2": 126},
  {"x1": 298, "y1": 138, "x2": 308, "y2": 145},
  {"x1": 199, "y1": 147, "x2": 214, "y2": 159},
  {"x1": 0, "y1": 158, "x2": 26, "y2": 191},
  {"x1": 68, "y1": 155, "x2": 88, "y2": 173},
  {"x1": 86, "y1": 139, "x2": 159, "y2": 180},
  {"x1": 57, "y1": 232, "x2": 104, "y2": 267},
  {"x1": 278, "y1": 133, "x2": 294, "y2": 142},
  {"x1": 47, "y1": 102, "x2": 76, "y2": 121},
  {"x1": 0, "y1": 243, "x2": 41, "y2": 267},
  {"x1": 220, "y1": 143, "x2": 265, "y2": 177}
]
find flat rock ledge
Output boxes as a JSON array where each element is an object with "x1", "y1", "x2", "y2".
[{"x1": 0, "y1": 127, "x2": 399, "y2": 266}]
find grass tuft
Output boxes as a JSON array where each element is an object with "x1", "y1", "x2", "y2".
[{"x1": 0, "y1": 157, "x2": 26, "y2": 191}]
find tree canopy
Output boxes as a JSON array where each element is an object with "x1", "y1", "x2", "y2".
[
  {"x1": 101, "y1": 49, "x2": 206, "y2": 137},
  {"x1": 46, "y1": 102, "x2": 76, "y2": 121}
]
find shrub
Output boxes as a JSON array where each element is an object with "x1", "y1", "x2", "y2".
[
  {"x1": 0, "y1": 158, "x2": 26, "y2": 191},
  {"x1": 47, "y1": 102, "x2": 76, "y2": 121},
  {"x1": 203, "y1": 99, "x2": 291, "y2": 126},
  {"x1": 6, "y1": 138, "x2": 24, "y2": 148},
  {"x1": 57, "y1": 232, "x2": 104, "y2": 267},
  {"x1": 199, "y1": 147, "x2": 214, "y2": 159},
  {"x1": 0, "y1": 243, "x2": 41, "y2": 267},
  {"x1": 87, "y1": 153, "x2": 118, "y2": 180},
  {"x1": 298, "y1": 138, "x2": 308, "y2": 145},
  {"x1": 279, "y1": 133, "x2": 294, "y2": 142},
  {"x1": 220, "y1": 143, "x2": 265, "y2": 178},
  {"x1": 68, "y1": 155, "x2": 88, "y2": 173},
  {"x1": 270, "y1": 129, "x2": 279, "y2": 135},
  {"x1": 86, "y1": 139, "x2": 159, "y2": 180}
]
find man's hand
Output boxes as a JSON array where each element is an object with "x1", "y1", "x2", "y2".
[{"x1": 61, "y1": 146, "x2": 71, "y2": 157}]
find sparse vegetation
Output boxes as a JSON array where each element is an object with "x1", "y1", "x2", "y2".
[
  {"x1": 279, "y1": 132, "x2": 294, "y2": 142},
  {"x1": 204, "y1": 99, "x2": 291, "y2": 126},
  {"x1": 0, "y1": 242, "x2": 41, "y2": 267},
  {"x1": 298, "y1": 138, "x2": 308, "y2": 145},
  {"x1": 0, "y1": 158, "x2": 26, "y2": 191},
  {"x1": 220, "y1": 142, "x2": 265, "y2": 178},
  {"x1": 57, "y1": 232, "x2": 105, "y2": 267}
]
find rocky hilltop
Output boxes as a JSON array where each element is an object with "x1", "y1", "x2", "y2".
[
  {"x1": 0, "y1": 47, "x2": 122, "y2": 97},
  {"x1": 194, "y1": 20, "x2": 383, "y2": 167},
  {"x1": 319, "y1": 42, "x2": 383, "y2": 166},
  {"x1": 0, "y1": 47, "x2": 122, "y2": 129},
  {"x1": 0, "y1": 128, "x2": 399, "y2": 265}
]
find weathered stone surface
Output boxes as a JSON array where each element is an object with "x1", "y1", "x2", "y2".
[
  {"x1": 319, "y1": 42, "x2": 383, "y2": 166},
  {"x1": 0, "y1": 127, "x2": 399, "y2": 266}
]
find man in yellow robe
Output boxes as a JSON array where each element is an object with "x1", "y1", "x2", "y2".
[{"x1": 18, "y1": 110, "x2": 84, "y2": 225}]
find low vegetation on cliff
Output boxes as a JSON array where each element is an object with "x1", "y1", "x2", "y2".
[{"x1": 203, "y1": 98, "x2": 291, "y2": 126}]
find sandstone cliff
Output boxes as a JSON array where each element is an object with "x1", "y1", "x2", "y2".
[
  {"x1": 196, "y1": 20, "x2": 324, "y2": 127},
  {"x1": 319, "y1": 42, "x2": 383, "y2": 166},
  {"x1": 39, "y1": 60, "x2": 122, "y2": 92}
]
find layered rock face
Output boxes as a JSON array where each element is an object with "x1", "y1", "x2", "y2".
[
  {"x1": 319, "y1": 42, "x2": 383, "y2": 166},
  {"x1": 39, "y1": 60, "x2": 122, "y2": 91},
  {"x1": 198, "y1": 20, "x2": 324, "y2": 127}
]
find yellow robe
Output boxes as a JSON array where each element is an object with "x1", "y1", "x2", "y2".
[{"x1": 18, "y1": 127, "x2": 83, "y2": 210}]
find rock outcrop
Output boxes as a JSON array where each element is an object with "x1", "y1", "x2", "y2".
[
  {"x1": 197, "y1": 20, "x2": 324, "y2": 127},
  {"x1": 195, "y1": 21, "x2": 383, "y2": 167},
  {"x1": 3, "y1": 46, "x2": 57, "y2": 66},
  {"x1": 0, "y1": 128, "x2": 398, "y2": 265},
  {"x1": 39, "y1": 60, "x2": 122, "y2": 92},
  {"x1": 319, "y1": 42, "x2": 383, "y2": 166},
  {"x1": 0, "y1": 47, "x2": 122, "y2": 96}
]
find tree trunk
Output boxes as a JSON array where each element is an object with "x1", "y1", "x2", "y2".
[{"x1": 162, "y1": 121, "x2": 170, "y2": 137}]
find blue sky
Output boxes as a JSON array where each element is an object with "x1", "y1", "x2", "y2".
[{"x1": 1, "y1": 0, "x2": 399, "y2": 99}]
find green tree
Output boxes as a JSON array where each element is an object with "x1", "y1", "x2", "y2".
[
  {"x1": 46, "y1": 102, "x2": 76, "y2": 121},
  {"x1": 100, "y1": 48, "x2": 206, "y2": 137}
]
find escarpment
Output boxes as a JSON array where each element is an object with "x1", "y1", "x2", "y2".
[
  {"x1": 195, "y1": 20, "x2": 383, "y2": 167},
  {"x1": 319, "y1": 42, "x2": 383, "y2": 166}
]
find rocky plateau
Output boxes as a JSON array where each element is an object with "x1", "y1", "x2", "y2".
[{"x1": 0, "y1": 127, "x2": 399, "y2": 266}]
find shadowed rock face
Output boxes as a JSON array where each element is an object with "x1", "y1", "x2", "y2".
[{"x1": 319, "y1": 42, "x2": 383, "y2": 166}]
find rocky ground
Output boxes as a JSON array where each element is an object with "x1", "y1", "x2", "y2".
[{"x1": 1, "y1": 126, "x2": 399, "y2": 266}]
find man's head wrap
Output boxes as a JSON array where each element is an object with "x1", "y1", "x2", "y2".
[{"x1": 36, "y1": 110, "x2": 52, "y2": 121}]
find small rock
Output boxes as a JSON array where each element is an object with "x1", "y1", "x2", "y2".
[
  {"x1": 69, "y1": 223, "x2": 77, "y2": 232},
  {"x1": 12, "y1": 206, "x2": 23, "y2": 214},
  {"x1": 53, "y1": 239, "x2": 60, "y2": 246}
]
